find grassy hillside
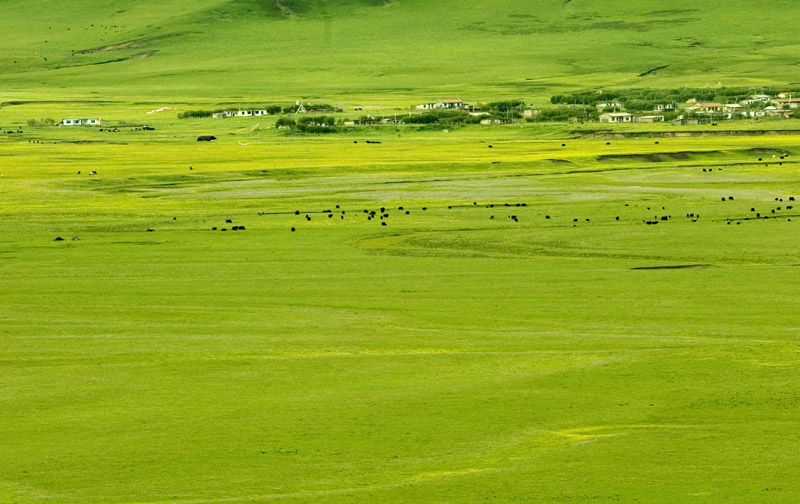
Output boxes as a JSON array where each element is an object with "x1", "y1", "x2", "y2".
[{"x1": 2, "y1": 0, "x2": 800, "y2": 102}]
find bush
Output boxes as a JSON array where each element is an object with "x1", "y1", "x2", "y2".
[
  {"x1": 27, "y1": 118, "x2": 56, "y2": 126},
  {"x1": 275, "y1": 117, "x2": 296, "y2": 128},
  {"x1": 405, "y1": 110, "x2": 478, "y2": 125},
  {"x1": 529, "y1": 107, "x2": 590, "y2": 122},
  {"x1": 485, "y1": 100, "x2": 526, "y2": 113},
  {"x1": 178, "y1": 109, "x2": 216, "y2": 119},
  {"x1": 297, "y1": 115, "x2": 336, "y2": 126}
]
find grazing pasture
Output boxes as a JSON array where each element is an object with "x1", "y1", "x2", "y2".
[
  {"x1": 1, "y1": 119, "x2": 799, "y2": 502},
  {"x1": 4, "y1": 0, "x2": 800, "y2": 101}
]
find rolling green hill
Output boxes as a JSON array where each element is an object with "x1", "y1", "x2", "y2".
[{"x1": 2, "y1": 0, "x2": 800, "y2": 102}]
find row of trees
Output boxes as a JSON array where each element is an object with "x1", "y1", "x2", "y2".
[
  {"x1": 550, "y1": 87, "x2": 800, "y2": 112},
  {"x1": 276, "y1": 116, "x2": 338, "y2": 133},
  {"x1": 178, "y1": 103, "x2": 339, "y2": 119}
]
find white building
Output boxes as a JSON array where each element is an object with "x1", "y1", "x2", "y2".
[
  {"x1": 636, "y1": 115, "x2": 665, "y2": 123},
  {"x1": 596, "y1": 102, "x2": 623, "y2": 110},
  {"x1": 774, "y1": 98, "x2": 800, "y2": 109},
  {"x1": 61, "y1": 118, "x2": 101, "y2": 126},
  {"x1": 415, "y1": 99, "x2": 466, "y2": 110},
  {"x1": 599, "y1": 112, "x2": 633, "y2": 123}
]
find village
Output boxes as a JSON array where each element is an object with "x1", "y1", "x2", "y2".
[{"x1": 56, "y1": 90, "x2": 800, "y2": 129}]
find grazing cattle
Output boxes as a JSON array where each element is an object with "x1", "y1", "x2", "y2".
[
  {"x1": 147, "y1": 228, "x2": 154, "y2": 232},
  {"x1": 291, "y1": 227, "x2": 296, "y2": 232},
  {"x1": 189, "y1": 167, "x2": 193, "y2": 170},
  {"x1": 89, "y1": 171, "x2": 97, "y2": 175},
  {"x1": 197, "y1": 135, "x2": 217, "y2": 142},
  {"x1": 606, "y1": 142, "x2": 611, "y2": 145},
  {"x1": 328, "y1": 214, "x2": 333, "y2": 218},
  {"x1": 226, "y1": 219, "x2": 232, "y2": 223},
  {"x1": 53, "y1": 237, "x2": 64, "y2": 241},
  {"x1": 212, "y1": 227, "x2": 217, "y2": 230},
  {"x1": 655, "y1": 141, "x2": 659, "y2": 144},
  {"x1": 490, "y1": 216, "x2": 494, "y2": 219},
  {"x1": 546, "y1": 215, "x2": 551, "y2": 219},
  {"x1": 381, "y1": 222, "x2": 387, "y2": 226},
  {"x1": 405, "y1": 211, "x2": 410, "y2": 215},
  {"x1": 751, "y1": 208, "x2": 755, "y2": 212},
  {"x1": 790, "y1": 197, "x2": 796, "y2": 201},
  {"x1": 729, "y1": 196, "x2": 734, "y2": 200},
  {"x1": 616, "y1": 216, "x2": 620, "y2": 221},
  {"x1": 422, "y1": 207, "x2": 427, "y2": 211},
  {"x1": 295, "y1": 210, "x2": 300, "y2": 215},
  {"x1": 488, "y1": 145, "x2": 493, "y2": 148},
  {"x1": 398, "y1": 206, "x2": 404, "y2": 210}
]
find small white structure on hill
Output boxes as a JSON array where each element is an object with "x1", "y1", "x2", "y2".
[
  {"x1": 599, "y1": 112, "x2": 632, "y2": 123},
  {"x1": 688, "y1": 102, "x2": 725, "y2": 114},
  {"x1": 62, "y1": 118, "x2": 101, "y2": 126},
  {"x1": 774, "y1": 98, "x2": 800, "y2": 109},
  {"x1": 636, "y1": 115, "x2": 665, "y2": 123},
  {"x1": 416, "y1": 99, "x2": 466, "y2": 110},
  {"x1": 596, "y1": 102, "x2": 623, "y2": 111}
]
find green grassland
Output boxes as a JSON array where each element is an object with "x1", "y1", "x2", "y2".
[
  {"x1": 3, "y1": 0, "x2": 800, "y2": 101},
  {"x1": 3, "y1": 1, "x2": 800, "y2": 502},
  {"x1": 2, "y1": 114, "x2": 800, "y2": 502}
]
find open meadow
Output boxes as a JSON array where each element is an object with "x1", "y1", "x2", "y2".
[
  {"x1": 1, "y1": 106, "x2": 800, "y2": 502},
  {"x1": 3, "y1": 0, "x2": 800, "y2": 502}
]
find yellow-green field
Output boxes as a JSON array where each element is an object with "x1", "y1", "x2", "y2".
[
  {"x1": 2, "y1": 111, "x2": 800, "y2": 502},
  {"x1": 3, "y1": 0, "x2": 800, "y2": 501}
]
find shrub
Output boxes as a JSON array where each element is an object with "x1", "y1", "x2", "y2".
[
  {"x1": 275, "y1": 117, "x2": 296, "y2": 128},
  {"x1": 27, "y1": 118, "x2": 56, "y2": 126},
  {"x1": 178, "y1": 110, "x2": 216, "y2": 119}
]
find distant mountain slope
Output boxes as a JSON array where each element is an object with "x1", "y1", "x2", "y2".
[{"x1": 1, "y1": 0, "x2": 799, "y2": 101}]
